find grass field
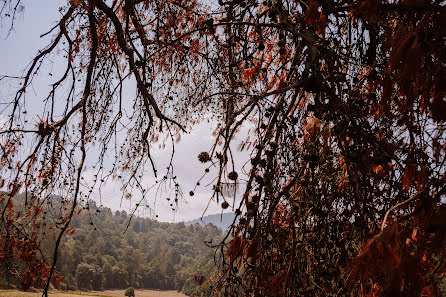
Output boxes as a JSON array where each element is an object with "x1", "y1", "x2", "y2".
[{"x1": 0, "y1": 289, "x2": 187, "y2": 297}]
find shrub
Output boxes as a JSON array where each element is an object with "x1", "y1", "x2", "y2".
[{"x1": 125, "y1": 287, "x2": 135, "y2": 297}]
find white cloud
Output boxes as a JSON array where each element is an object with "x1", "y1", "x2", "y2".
[{"x1": 83, "y1": 120, "x2": 251, "y2": 222}]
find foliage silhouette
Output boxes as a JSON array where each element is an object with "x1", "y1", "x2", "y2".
[{"x1": 0, "y1": 0, "x2": 445, "y2": 296}]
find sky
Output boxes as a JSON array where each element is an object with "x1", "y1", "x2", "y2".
[{"x1": 0, "y1": 0, "x2": 251, "y2": 222}]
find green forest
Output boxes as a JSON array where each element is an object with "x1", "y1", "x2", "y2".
[{"x1": 1, "y1": 197, "x2": 222, "y2": 296}]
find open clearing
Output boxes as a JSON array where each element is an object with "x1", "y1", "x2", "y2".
[{"x1": 0, "y1": 289, "x2": 186, "y2": 297}]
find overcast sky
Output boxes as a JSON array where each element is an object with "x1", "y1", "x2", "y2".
[{"x1": 0, "y1": 0, "x2": 251, "y2": 222}]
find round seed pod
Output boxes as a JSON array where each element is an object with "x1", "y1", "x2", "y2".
[
  {"x1": 198, "y1": 151, "x2": 211, "y2": 163},
  {"x1": 228, "y1": 171, "x2": 238, "y2": 180},
  {"x1": 221, "y1": 201, "x2": 229, "y2": 209}
]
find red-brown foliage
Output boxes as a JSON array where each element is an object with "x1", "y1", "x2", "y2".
[{"x1": 0, "y1": 0, "x2": 445, "y2": 296}]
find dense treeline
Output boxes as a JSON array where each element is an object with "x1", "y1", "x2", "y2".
[{"x1": 1, "y1": 196, "x2": 221, "y2": 296}]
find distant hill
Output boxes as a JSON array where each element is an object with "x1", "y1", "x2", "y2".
[{"x1": 184, "y1": 213, "x2": 237, "y2": 231}]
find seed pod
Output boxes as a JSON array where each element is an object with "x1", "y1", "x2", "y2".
[
  {"x1": 228, "y1": 171, "x2": 238, "y2": 180},
  {"x1": 198, "y1": 152, "x2": 211, "y2": 163}
]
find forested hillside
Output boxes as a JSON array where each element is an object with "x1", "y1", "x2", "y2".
[{"x1": 1, "y1": 197, "x2": 221, "y2": 296}]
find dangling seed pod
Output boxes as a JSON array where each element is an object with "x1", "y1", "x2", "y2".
[
  {"x1": 221, "y1": 201, "x2": 229, "y2": 209},
  {"x1": 198, "y1": 151, "x2": 211, "y2": 163},
  {"x1": 228, "y1": 171, "x2": 238, "y2": 180}
]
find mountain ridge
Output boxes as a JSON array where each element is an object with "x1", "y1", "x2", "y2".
[{"x1": 184, "y1": 212, "x2": 236, "y2": 231}]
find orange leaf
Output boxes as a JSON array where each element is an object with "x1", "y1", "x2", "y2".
[
  {"x1": 246, "y1": 238, "x2": 259, "y2": 259},
  {"x1": 227, "y1": 236, "x2": 243, "y2": 259},
  {"x1": 402, "y1": 162, "x2": 416, "y2": 191},
  {"x1": 416, "y1": 164, "x2": 429, "y2": 190},
  {"x1": 305, "y1": 0, "x2": 320, "y2": 25}
]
